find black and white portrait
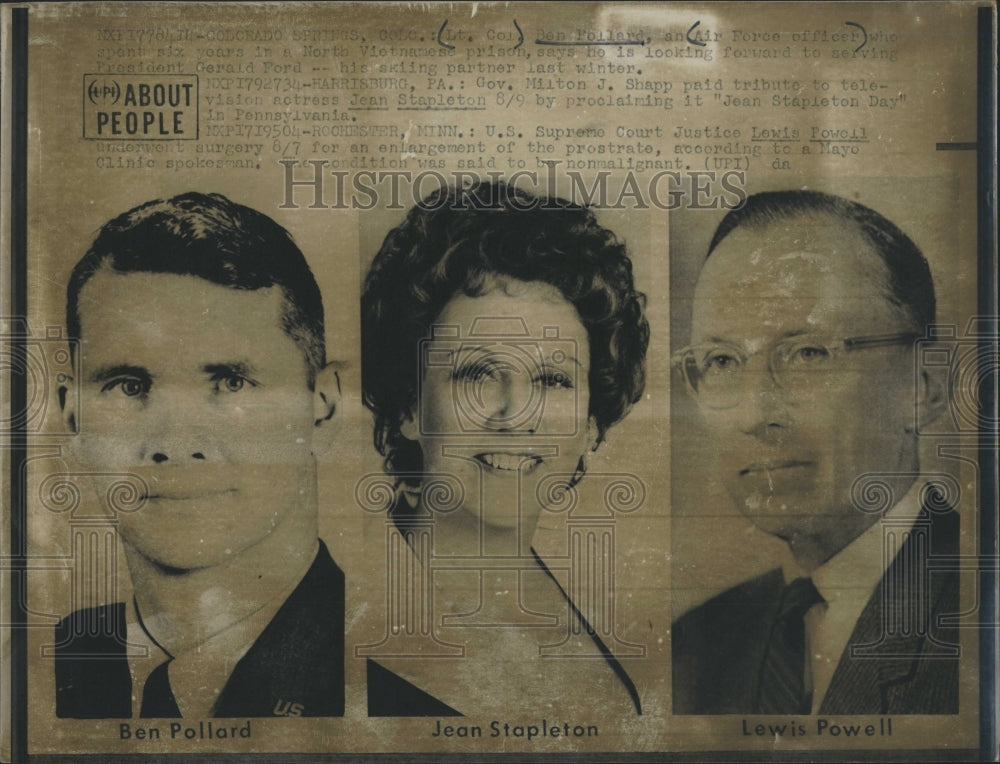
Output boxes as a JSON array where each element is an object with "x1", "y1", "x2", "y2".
[
  {"x1": 53, "y1": 193, "x2": 346, "y2": 719},
  {"x1": 670, "y1": 187, "x2": 967, "y2": 716},
  {"x1": 357, "y1": 181, "x2": 658, "y2": 717}
]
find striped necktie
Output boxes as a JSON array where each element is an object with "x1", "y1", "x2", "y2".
[{"x1": 755, "y1": 577, "x2": 824, "y2": 714}]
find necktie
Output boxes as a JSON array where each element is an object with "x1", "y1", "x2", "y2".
[
  {"x1": 140, "y1": 660, "x2": 181, "y2": 718},
  {"x1": 755, "y1": 577, "x2": 824, "y2": 714}
]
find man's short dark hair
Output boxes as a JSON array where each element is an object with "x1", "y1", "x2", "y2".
[
  {"x1": 707, "y1": 190, "x2": 935, "y2": 330},
  {"x1": 362, "y1": 181, "x2": 650, "y2": 483},
  {"x1": 67, "y1": 192, "x2": 326, "y2": 386}
]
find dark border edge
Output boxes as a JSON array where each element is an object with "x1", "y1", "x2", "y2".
[
  {"x1": 976, "y1": 4, "x2": 998, "y2": 763},
  {"x1": 10, "y1": 5, "x2": 29, "y2": 764}
]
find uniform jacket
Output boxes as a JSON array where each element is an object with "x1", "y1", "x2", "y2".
[{"x1": 55, "y1": 541, "x2": 345, "y2": 718}]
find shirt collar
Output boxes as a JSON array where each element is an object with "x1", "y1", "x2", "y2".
[
  {"x1": 126, "y1": 541, "x2": 319, "y2": 717},
  {"x1": 780, "y1": 478, "x2": 928, "y2": 600}
]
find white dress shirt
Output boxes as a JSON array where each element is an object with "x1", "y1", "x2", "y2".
[{"x1": 779, "y1": 479, "x2": 927, "y2": 713}]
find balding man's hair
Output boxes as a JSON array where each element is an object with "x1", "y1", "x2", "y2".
[{"x1": 707, "y1": 190, "x2": 935, "y2": 331}]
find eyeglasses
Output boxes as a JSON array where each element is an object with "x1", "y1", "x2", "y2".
[{"x1": 672, "y1": 333, "x2": 919, "y2": 409}]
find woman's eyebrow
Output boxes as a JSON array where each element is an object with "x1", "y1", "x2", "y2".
[
  {"x1": 543, "y1": 352, "x2": 582, "y2": 368},
  {"x1": 456, "y1": 345, "x2": 583, "y2": 368},
  {"x1": 456, "y1": 344, "x2": 584, "y2": 365}
]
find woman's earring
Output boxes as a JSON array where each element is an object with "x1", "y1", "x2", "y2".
[
  {"x1": 400, "y1": 481, "x2": 421, "y2": 509},
  {"x1": 568, "y1": 453, "x2": 589, "y2": 488}
]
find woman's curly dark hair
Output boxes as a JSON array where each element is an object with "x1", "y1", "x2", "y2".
[{"x1": 362, "y1": 181, "x2": 649, "y2": 485}]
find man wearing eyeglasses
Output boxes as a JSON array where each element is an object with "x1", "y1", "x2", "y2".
[{"x1": 671, "y1": 190, "x2": 959, "y2": 715}]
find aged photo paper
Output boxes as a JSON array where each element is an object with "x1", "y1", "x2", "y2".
[{"x1": 1, "y1": 2, "x2": 996, "y2": 761}]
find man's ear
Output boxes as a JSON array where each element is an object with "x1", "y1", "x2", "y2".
[
  {"x1": 313, "y1": 362, "x2": 342, "y2": 427},
  {"x1": 915, "y1": 363, "x2": 949, "y2": 432},
  {"x1": 59, "y1": 377, "x2": 77, "y2": 435}
]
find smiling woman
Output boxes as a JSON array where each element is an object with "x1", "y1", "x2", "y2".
[
  {"x1": 403, "y1": 281, "x2": 593, "y2": 541},
  {"x1": 360, "y1": 181, "x2": 649, "y2": 716}
]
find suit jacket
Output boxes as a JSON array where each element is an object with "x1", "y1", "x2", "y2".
[
  {"x1": 55, "y1": 541, "x2": 345, "y2": 718},
  {"x1": 672, "y1": 504, "x2": 960, "y2": 715}
]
